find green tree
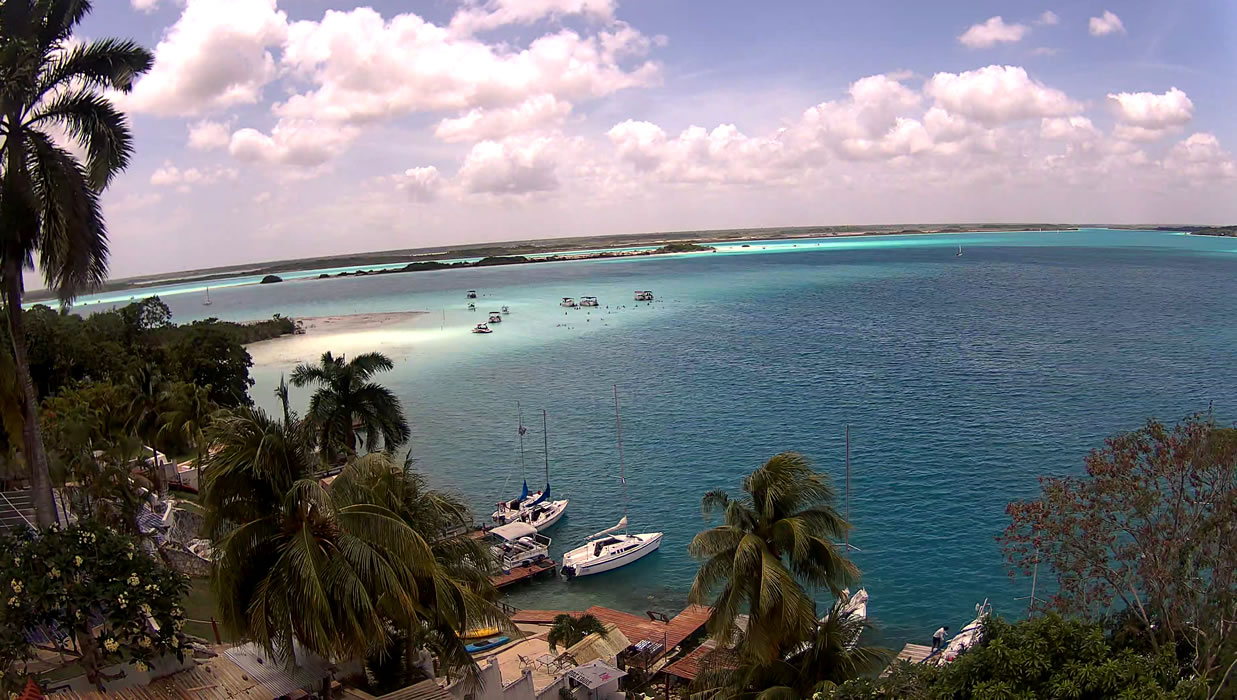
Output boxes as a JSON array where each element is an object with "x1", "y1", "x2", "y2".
[
  {"x1": 158, "y1": 381, "x2": 215, "y2": 489},
  {"x1": 689, "y1": 452, "x2": 856, "y2": 664},
  {"x1": 0, "y1": 521, "x2": 189, "y2": 693},
  {"x1": 694, "y1": 599, "x2": 890, "y2": 700},
  {"x1": 290, "y1": 351, "x2": 410, "y2": 461},
  {"x1": 547, "y1": 614, "x2": 609, "y2": 651},
  {"x1": 124, "y1": 362, "x2": 169, "y2": 493},
  {"x1": 0, "y1": 0, "x2": 153, "y2": 527},
  {"x1": 202, "y1": 407, "x2": 497, "y2": 676},
  {"x1": 168, "y1": 320, "x2": 255, "y2": 407}
]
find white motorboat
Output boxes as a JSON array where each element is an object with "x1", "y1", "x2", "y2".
[
  {"x1": 561, "y1": 521, "x2": 662, "y2": 578},
  {"x1": 472, "y1": 323, "x2": 492, "y2": 334},
  {"x1": 580, "y1": 296, "x2": 599, "y2": 307},
  {"x1": 560, "y1": 297, "x2": 578, "y2": 307},
  {"x1": 487, "y1": 522, "x2": 551, "y2": 570},
  {"x1": 933, "y1": 599, "x2": 991, "y2": 665},
  {"x1": 488, "y1": 312, "x2": 503, "y2": 323},
  {"x1": 561, "y1": 386, "x2": 662, "y2": 578},
  {"x1": 634, "y1": 290, "x2": 654, "y2": 301},
  {"x1": 501, "y1": 305, "x2": 510, "y2": 314},
  {"x1": 466, "y1": 290, "x2": 478, "y2": 299}
]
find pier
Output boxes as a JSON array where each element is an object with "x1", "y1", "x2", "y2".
[{"x1": 490, "y1": 559, "x2": 558, "y2": 589}]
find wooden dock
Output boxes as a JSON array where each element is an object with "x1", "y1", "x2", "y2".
[
  {"x1": 491, "y1": 559, "x2": 557, "y2": 589},
  {"x1": 883, "y1": 643, "x2": 933, "y2": 675}
]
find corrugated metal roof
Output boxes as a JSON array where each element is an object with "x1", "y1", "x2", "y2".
[
  {"x1": 375, "y1": 679, "x2": 454, "y2": 700},
  {"x1": 224, "y1": 642, "x2": 331, "y2": 698},
  {"x1": 47, "y1": 655, "x2": 276, "y2": 699}
]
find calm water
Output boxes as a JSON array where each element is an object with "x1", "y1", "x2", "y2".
[{"x1": 98, "y1": 229, "x2": 1237, "y2": 644}]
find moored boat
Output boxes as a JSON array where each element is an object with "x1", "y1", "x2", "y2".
[
  {"x1": 634, "y1": 290, "x2": 654, "y2": 301},
  {"x1": 560, "y1": 297, "x2": 578, "y2": 307},
  {"x1": 501, "y1": 305, "x2": 510, "y2": 314},
  {"x1": 488, "y1": 312, "x2": 503, "y2": 323},
  {"x1": 580, "y1": 296, "x2": 599, "y2": 307},
  {"x1": 933, "y1": 600, "x2": 991, "y2": 665},
  {"x1": 486, "y1": 521, "x2": 552, "y2": 569},
  {"x1": 472, "y1": 323, "x2": 492, "y2": 334},
  {"x1": 467, "y1": 290, "x2": 478, "y2": 298}
]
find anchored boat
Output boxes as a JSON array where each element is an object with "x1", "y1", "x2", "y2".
[
  {"x1": 560, "y1": 297, "x2": 578, "y2": 307},
  {"x1": 472, "y1": 323, "x2": 492, "y2": 334},
  {"x1": 580, "y1": 296, "x2": 599, "y2": 307},
  {"x1": 488, "y1": 311, "x2": 503, "y2": 323}
]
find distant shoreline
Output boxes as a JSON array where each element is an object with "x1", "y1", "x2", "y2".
[
  {"x1": 245, "y1": 311, "x2": 428, "y2": 346},
  {"x1": 30, "y1": 225, "x2": 1100, "y2": 303}
]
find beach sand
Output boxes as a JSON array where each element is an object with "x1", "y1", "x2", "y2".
[{"x1": 246, "y1": 311, "x2": 434, "y2": 366}]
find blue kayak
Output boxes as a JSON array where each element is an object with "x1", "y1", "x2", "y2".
[{"x1": 465, "y1": 636, "x2": 511, "y2": 654}]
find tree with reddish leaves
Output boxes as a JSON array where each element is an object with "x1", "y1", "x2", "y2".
[{"x1": 1000, "y1": 414, "x2": 1237, "y2": 695}]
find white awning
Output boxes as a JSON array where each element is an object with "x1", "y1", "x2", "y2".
[
  {"x1": 565, "y1": 660, "x2": 626, "y2": 690},
  {"x1": 490, "y1": 522, "x2": 538, "y2": 541}
]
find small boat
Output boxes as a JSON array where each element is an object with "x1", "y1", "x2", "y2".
[
  {"x1": 560, "y1": 297, "x2": 578, "y2": 307},
  {"x1": 580, "y1": 296, "x2": 599, "y2": 307},
  {"x1": 488, "y1": 312, "x2": 503, "y2": 323},
  {"x1": 460, "y1": 627, "x2": 500, "y2": 640},
  {"x1": 465, "y1": 637, "x2": 510, "y2": 654},
  {"x1": 561, "y1": 387, "x2": 662, "y2": 578},
  {"x1": 486, "y1": 521, "x2": 552, "y2": 570},
  {"x1": 933, "y1": 600, "x2": 991, "y2": 665},
  {"x1": 501, "y1": 305, "x2": 510, "y2": 314},
  {"x1": 203, "y1": 288, "x2": 213, "y2": 306},
  {"x1": 472, "y1": 323, "x2": 492, "y2": 334},
  {"x1": 956, "y1": 245, "x2": 963, "y2": 257},
  {"x1": 634, "y1": 290, "x2": 654, "y2": 301},
  {"x1": 466, "y1": 290, "x2": 478, "y2": 299},
  {"x1": 468, "y1": 302, "x2": 476, "y2": 310}
]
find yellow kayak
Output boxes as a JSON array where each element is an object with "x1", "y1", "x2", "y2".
[{"x1": 459, "y1": 627, "x2": 500, "y2": 640}]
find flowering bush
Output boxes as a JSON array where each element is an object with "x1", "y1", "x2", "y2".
[{"x1": 0, "y1": 521, "x2": 189, "y2": 694}]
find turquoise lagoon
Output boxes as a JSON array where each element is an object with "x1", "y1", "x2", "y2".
[{"x1": 91, "y1": 229, "x2": 1237, "y2": 644}]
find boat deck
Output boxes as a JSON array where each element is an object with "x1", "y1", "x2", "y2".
[{"x1": 491, "y1": 559, "x2": 557, "y2": 589}]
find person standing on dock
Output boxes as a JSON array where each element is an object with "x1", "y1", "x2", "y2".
[{"x1": 932, "y1": 626, "x2": 949, "y2": 653}]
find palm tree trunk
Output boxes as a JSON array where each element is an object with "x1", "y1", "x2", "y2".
[{"x1": 3, "y1": 267, "x2": 56, "y2": 528}]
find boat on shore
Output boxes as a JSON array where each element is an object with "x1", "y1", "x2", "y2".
[
  {"x1": 561, "y1": 386, "x2": 662, "y2": 578},
  {"x1": 472, "y1": 323, "x2": 492, "y2": 334},
  {"x1": 488, "y1": 312, "x2": 503, "y2": 323},
  {"x1": 580, "y1": 296, "x2": 599, "y2": 307}
]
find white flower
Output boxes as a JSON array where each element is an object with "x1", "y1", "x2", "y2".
[
  {"x1": 6, "y1": 597, "x2": 17, "y2": 608},
  {"x1": 138, "y1": 636, "x2": 151, "y2": 648},
  {"x1": 134, "y1": 660, "x2": 147, "y2": 673},
  {"x1": 73, "y1": 555, "x2": 82, "y2": 567},
  {"x1": 140, "y1": 603, "x2": 152, "y2": 616},
  {"x1": 104, "y1": 638, "x2": 119, "y2": 653},
  {"x1": 126, "y1": 552, "x2": 133, "y2": 560},
  {"x1": 127, "y1": 574, "x2": 140, "y2": 587},
  {"x1": 9, "y1": 579, "x2": 22, "y2": 593},
  {"x1": 170, "y1": 637, "x2": 179, "y2": 648},
  {"x1": 48, "y1": 567, "x2": 60, "y2": 579}
]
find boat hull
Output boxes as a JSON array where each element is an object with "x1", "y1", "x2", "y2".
[{"x1": 561, "y1": 532, "x2": 662, "y2": 578}]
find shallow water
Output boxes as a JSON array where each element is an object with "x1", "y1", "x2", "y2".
[{"x1": 127, "y1": 229, "x2": 1235, "y2": 644}]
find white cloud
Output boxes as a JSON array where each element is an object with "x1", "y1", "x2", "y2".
[
  {"x1": 187, "y1": 119, "x2": 233, "y2": 151},
  {"x1": 958, "y1": 17, "x2": 1030, "y2": 49},
  {"x1": 608, "y1": 120, "x2": 785, "y2": 184},
  {"x1": 125, "y1": 0, "x2": 289, "y2": 116},
  {"x1": 1089, "y1": 10, "x2": 1125, "y2": 37},
  {"x1": 435, "y1": 95, "x2": 572, "y2": 143},
  {"x1": 149, "y1": 163, "x2": 239, "y2": 188},
  {"x1": 1040, "y1": 116, "x2": 1099, "y2": 143},
  {"x1": 450, "y1": 0, "x2": 617, "y2": 35},
  {"x1": 131, "y1": 0, "x2": 160, "y2": 12},
  {"x1": 1035, "y1": 11, "x2": 1059, "y2": 26},
  {"x1": 1163, "y1": 133, "x2": 1236, "y2": 180},
  {"x1": 925, "y1": 65, "x2": 1079, "y2": 125},
  {"x1": 229, "y1": 120, "x2": 361, "y2": 167},
  {"x1": 277, "y1": 8, "x2": 658, "y2": 125},
  {"x1": 457, "y1": 137, "x2": 560, "y2": 194},
  {"x1": 394, "y1": 166, "x2": 445, "y2": 202},
  {"x1": 1107, "y1": 87, "x2": 1193, "y2": 128}
]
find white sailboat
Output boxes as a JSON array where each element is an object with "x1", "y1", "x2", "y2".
[
  {"x1": 956, "y1": 245, "x2": 963, "y2": 257},
  {"x1": 203, "y1": 287, "x2": 213, "y2": 306},
  {"x1": 933, "y1": 600, "x2": 991, "y2": 665},
  {"x1": 491, "y1": 408, "x2": 568, "y2": 532},
  {"x1": 560, "y1": 386, "x2": 662, "y2": 578}
]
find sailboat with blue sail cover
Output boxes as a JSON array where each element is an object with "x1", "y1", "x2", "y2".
[{"x1": 492, "y1": 407, "x2": 567, "y2": 532}]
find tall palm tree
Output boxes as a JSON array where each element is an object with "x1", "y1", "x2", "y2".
[
  {"x1": 204, "y1": 409, "x2": 502, "y2": 678},
  {"x1": 688, "y1": 452, "x2": 857, "y2": 664},
  {"x1": 290, "y1": 351, "x2": 410, "y2": 461},
  {"x1": 125, "y1": 362, "x2": 168, "y2": 493},
  {"x1": 158, "y1": 381, "x2": 215, "y2": 489},
  {"x1": 692, "y1": 600, "x2": 891, "y2": 699},
  {"x1": 0, "y1": 0, "x2": 153, "y2": 526},
  {"x1": 547, "y1": 613, "x2": 608, "y2": 651}
]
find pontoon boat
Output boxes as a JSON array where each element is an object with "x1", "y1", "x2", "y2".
[
  {"x1": 486, "y1": 522, "x2": 552, "y2": 570},
  {"x1": 472, "y1": 323, "x2": 492, "y2": 334},
  {"x1": 560, "y1": 297, "x2": 578, "y2": 307},
  {"x1": 466, "y1": 290, "x2": 478, "y2": 299},
  {"x1": 580, "y1": 296, "x2": 599, "y2": 307},
  {"x1": 488, "y1": 312, "x2": 503, "y2": 323}
]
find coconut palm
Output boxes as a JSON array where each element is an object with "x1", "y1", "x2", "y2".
[
  {"x1": 547, "y1": 613, "x2": 609, "y2": 651},
  {"x1": 290, "y1": 351, "x2": 410, "y2": 461},
  {"x1": 0, "y1": 0, "x2": 153, "y2": 526},
  {"x1": 158, "y1": 381, "x2": 215, "y2": 488},
  {"x1": 688, "y1": 452, "x2": 857, "y2": 664},
  {"x1": 692, "y1": 600, "x2": 891, "y2": 699},
  {"x1": 204, "y1": 409, "x2": 502, "y2": 680},
  {"x1": 125, "y1": 362, "x2": 169, "y2": 493}
]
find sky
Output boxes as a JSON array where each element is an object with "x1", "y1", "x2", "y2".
[{"x1": 57, "y1": 0, "x2": 1237, "y2": 278}]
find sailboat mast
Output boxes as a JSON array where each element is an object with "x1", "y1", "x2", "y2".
[
  {"x1": 845, "y1": 424, "x2": 850, "y2": 551},
  {"x1": 614, "y1": 385, "x2": 628, "y2": 534},
  {"x1": 517, "y1": 402, "x2": 526, "y2": 477},
  {"x1": 542, "y1": 409, "x2": 550, "y2": 487}
]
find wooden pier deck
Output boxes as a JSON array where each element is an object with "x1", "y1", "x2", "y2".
[
  {"x1": 882, "y1": 643, "x2": 934, "y2": 675},
  {"x1": 491, "y1": 559, "x2": 557, "y2": 589}
]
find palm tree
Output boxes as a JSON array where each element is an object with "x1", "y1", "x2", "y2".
[
  {"x1": 290, "y1": 351, "x2": 410, "y2": 461},
  {"x1": 547, "y1": 614, "x2": 609, "y2": 651},
  {"x1": 692, "y1": 600, "x2": 891, "y2": 699},
  {"x1": 158, "y1": 381, "x2": 215, "y2": 489},
  {"x1": 0, "y1": 0, "x2": 153, "y2": 527},
  {"x1": 688, "y1": 452, "x2": 857, "y2": 664},
  {"x1": 125, "y1": 362, "x2": 169, "y2": 493},
  {"x1": 204, "y1": 408, "x2": 503, "y2": 678}
]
